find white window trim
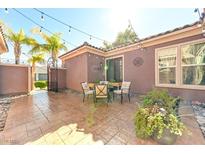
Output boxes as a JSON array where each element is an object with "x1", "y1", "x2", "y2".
[
  {"x1": 155, "y1": 38, "x2": 205, "y2": 90},
  {"x1": 155, "y1": 46, "x2": 178, "y2": 87},
  {"x1": 105, "y1": 55, "x2": 124, "y2": 81}
]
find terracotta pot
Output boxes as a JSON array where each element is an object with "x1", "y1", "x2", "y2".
[{"x1": 153, "y1": 128, "x2": 177, "y2": 145}]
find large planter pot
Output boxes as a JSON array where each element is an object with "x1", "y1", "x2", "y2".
[{"x1": 153, "y1": 128, "x2": 177, "y2": 145}]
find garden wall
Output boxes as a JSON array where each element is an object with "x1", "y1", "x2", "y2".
[
  {"x1": 0, "y1": 64, "x2": 32, "y2": 95},
  {"x1": 63, "y1": 53, "x2": 88, "y2": 92}
]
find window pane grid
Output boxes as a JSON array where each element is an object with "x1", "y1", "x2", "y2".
[
  {"x1": 181, "y1": 42, "x2": 205, "y2": 86},
  {"x1": 159, "y1": 66, "x2": 176, "y2": 69},
  {"x1": 157, "y1": 47, "x2": 177, "y2": 85},
  {"x1": 156, "y1": 40, "x2": 205, "y2": 89}
]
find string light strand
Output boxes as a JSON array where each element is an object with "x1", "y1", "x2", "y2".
[
  {"x1": 33, "y1": 8, "x2": 110, "y2": 43},
  {"x1": 12, "y1": 8, "x2": 77, "y2": 48}
]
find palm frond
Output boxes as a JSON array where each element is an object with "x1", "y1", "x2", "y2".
[
  {"x1": 27, "y1": 53, "x2": 45, "y2": 64},
  {"x1": 29, "y1": 44, "x2": 50, "y2": 54}
]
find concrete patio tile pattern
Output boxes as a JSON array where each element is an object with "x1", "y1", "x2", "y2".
[{"x1": 0, "y1": 91, "x2": 204, "y2": 145}]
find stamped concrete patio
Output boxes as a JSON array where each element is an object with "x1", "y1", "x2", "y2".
[{"x1": 0, "y1": 90, "x2": 204, "y2": 145}]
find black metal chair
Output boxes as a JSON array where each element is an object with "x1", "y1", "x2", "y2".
[{"x1": 113, "y1": 81, "x2": 131, "y2": 104}]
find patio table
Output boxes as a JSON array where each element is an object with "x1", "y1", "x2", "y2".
[
  {"x1": 88, "y1": 82, "x2": 121, "y2": 89},
  {"x1": 88, "y1": 82, "x2": 122, "y2": 102}
]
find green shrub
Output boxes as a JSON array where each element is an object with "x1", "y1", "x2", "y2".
[
  {"x1": 140, "y1": 89, "x2": 179, "y2": 114},
  {"x1": 134, "y1": 89, "x2": 186, "y2": 140},
  {"x1": 134, "y1": 107, "x2": 151, "y2": 138},
  {"x1": 94, "y1": 79, "x2": 100, "y2": 83},
  {"x1": 109, "y1": 79, "x2": 116, "y2": 83},
  {"x1": 35, "y1": 80, "x2": 47, "y2": 89},
  {"x1": 134, "y1": 107, "x2": 186, "y2": 139}
]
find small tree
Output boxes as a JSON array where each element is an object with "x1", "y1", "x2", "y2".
[
  {"x1": 31, "y1": 28, "x2": 67, "y2": 66},
  {"x1": 28, "y1": 53, "x2": 45, "y2": 89},
  {"x1": 6, "y1": 29, "x2": 36, "y2": 64},
  {"x1": 103, "y1": 24, "x2": 139, "y2": 50}
]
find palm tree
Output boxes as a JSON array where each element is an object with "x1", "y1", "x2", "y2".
[
  {"x1": 6, "y1": 28, "x2": 37, "y2": 64},
  {"x1": 28, "y1": 53, "x2": 45, "y2": 89},
  {"x1": 31, "y1": 28, "x2": 67, "y2": 66}
]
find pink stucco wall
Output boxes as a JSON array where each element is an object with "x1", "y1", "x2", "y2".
[
  {"x1": 108, "y1": 34, "x2": 205, "y2": 101},
  {"x1": 0, "y1": 64, "x2": 31, "y2": 95},
  {"x1": 62, "y1": 34, "x2": 205, "y2": 101},
  {"x1": 63, "y1": 53, "x2": 88, "y2": 91},
  {"x1": 87, "y1": 53, "x2": 105, "y2": 82}
]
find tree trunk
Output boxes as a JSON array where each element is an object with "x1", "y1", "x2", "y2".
[
  {"x1": 51, "y1": 51, "x2": 58, "y2": 67},
  {"x1": 14, "y1": 43, "x2": 21, "y2": 64},
  {"x1": 15, "y1": 56, "x2": 20, "y2": 64}
]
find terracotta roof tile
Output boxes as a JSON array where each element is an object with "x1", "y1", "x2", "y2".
[
  {"x1": 59, "y1": 21, "x2": 199, "y2": 58},
  {"x1": 59, "y1": 41, "x2": 106, "y2": 58}
]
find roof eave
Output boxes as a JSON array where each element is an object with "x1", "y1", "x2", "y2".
[{"x1": 0, "y1": 26, "x2": 8, "y2": 54}]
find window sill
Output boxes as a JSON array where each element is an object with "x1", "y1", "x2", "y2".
[{"x1": 155, "y1": 84, "x2": 205, "y2": 91}]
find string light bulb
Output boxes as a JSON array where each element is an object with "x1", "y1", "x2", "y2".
[
  {"x1": 41, "y1": 13, "x2": 44, "y2": 21},
  {"x1": 69, "y1": 26, "x2": 71, "y2": 32},
  {"x1": 40, "y1": 27, "x2": 42, "y2": 33},
  {"x1": 90, "y1": 35, "x2": 92, "y2": 40},
  {"x1": 5, "y1": 8, "x2": 9, "y2": 14},
  {"x1": 194, "y1": 8, "x2": 199, "y2": 13}
]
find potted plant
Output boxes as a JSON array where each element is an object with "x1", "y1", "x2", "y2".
[{"x1": 134, "y1": 89, "x2": 187, "y2": 144}]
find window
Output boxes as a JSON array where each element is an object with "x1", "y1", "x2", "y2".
[
  {"x1": 155, "y1": 39, "x2": 205, "y2": 89},
  {"x1": 181, "y1": 42, "x2": 205, "y2": 86},
  {"x1": 157, "y1": 47, "x2": 177, "y2": 85}
]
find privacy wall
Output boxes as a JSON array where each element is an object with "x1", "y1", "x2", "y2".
[{"x1": 0, "y1": 64, "x2": 31, "y2": 95}]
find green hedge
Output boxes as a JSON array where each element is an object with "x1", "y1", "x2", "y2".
[{"x1": 35, "y1": 80, "x2": 47, "y2": 89}]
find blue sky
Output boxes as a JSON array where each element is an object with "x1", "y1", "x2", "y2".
[{"x1": 0, "y1": 8, "x2": 202, "y2": 61}]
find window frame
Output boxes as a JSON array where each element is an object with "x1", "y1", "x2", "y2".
[
  {"x1": 155, "y1": 38, "x2": 205, "y2": 90},
  {"x1": 155, "y1": 46, "x2": 178, "y2": 88}
]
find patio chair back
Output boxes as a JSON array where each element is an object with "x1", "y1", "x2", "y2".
[
  {"x1": 121, "y1": 81, "x2": 131, "y2": 93},
  {"x1": 99, "y1": 81, "x2": 109, "y2": 85},
  {"x1": 81, "y1": 82, "x2": 90, "y2": 92},
  {"x1": 95, "y1": 84, "x2": 108, "y2": 98}
]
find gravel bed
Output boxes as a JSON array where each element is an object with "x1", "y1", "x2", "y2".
[
  {"x1": 192, "y1": 101, "x2": 205, "y2": 138},
  {"x1": 0, "y1": 98, "x2": 11, "y2": 131}
]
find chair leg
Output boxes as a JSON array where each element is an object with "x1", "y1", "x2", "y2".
[
  {"x1": 94, "y1": 99, "x2": 97, "y2": 107},
  {"x1": 83, "y1": 94, "x2": 85, "y2": 102},
  {"x1": 128, "y1": 93, "x2": 130, "y2": 102},
  {"x1": 93, "y1": 95, "x2": 95, "y2": 103},
  {"x1": 108, "y1": 93, "x2": 112, "y2": 103},
  {"x1": 121, "y1": 94, "x2": 123, "y2": 104}
]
